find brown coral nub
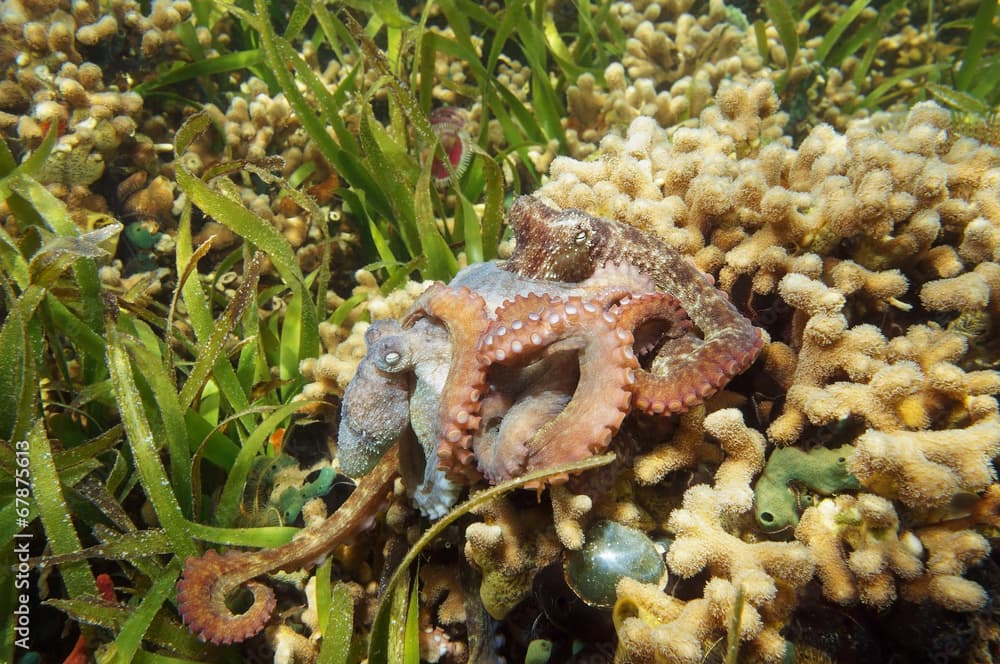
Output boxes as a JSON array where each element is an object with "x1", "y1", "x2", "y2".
[{"x1": 176, "y1": 550, "x2": 277, "y2": 644}]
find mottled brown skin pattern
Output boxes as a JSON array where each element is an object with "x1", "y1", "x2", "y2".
[
  {"x1": 504, "y1": 195, "x2": 764, "y2": 413},
  {"x1": 175, "y1": 446, "x2": 399, "y2": 644}
]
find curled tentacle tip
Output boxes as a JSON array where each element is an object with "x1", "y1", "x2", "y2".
[{"x1": 176, "y1": 551, "x2": 276, "y2": 645}]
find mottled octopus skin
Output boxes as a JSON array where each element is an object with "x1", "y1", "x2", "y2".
[
  {"x1": 404, "y1": 261, "x2": 662, "y2": 485},
  {"x1": 466, "y1": 291, "x2": 690, "y2": 484},
  {"x1": 338, "y1": 320, "x2": 412, "y2": 476},
  {"x1": 504, "y1": 195, "x2": 765, "y2": 414},
  {"x1": 402, "y1": 282, "x2": 491, "y2": 484},
  {"x1": 176, "y1": 446, "x2": 399, "y2": 644}
]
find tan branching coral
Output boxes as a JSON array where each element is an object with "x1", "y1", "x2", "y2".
[
  {"x1": 549, "y1": 484, "x2": 593, "y2": 550},
  {"x1": 616, "y1": 410, "x2": 812, "y2": 662},
  {"x1": 702, "y1": 408, "x2": 767, "y2": 514},
  {"x1": 606, "y1": 410, "x2": 811, "y2": 662},
  {"x1": 848, "y1": 398, "x2": 1000, "y2": 509},
  {"x1": 463, "y1": 497, "x2": 561, "y2": 619},
  {"x1": 531, "y1": 80, "x2": 1000, "y2": 661},
  {"x1": 795, "y1": 494, "x2": 923, "y2": 608},
  {"x1": 902, "y1": 525, "x2": 993, "y2": 612},
  {"x1": 419, "y1": 564, "x2": 467, "y2": 626},
  {"x1": 633, "y1": 406, "x2": 721, "y2": 485}
]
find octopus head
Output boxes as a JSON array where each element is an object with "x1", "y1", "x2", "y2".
[
  {"x1": 337, "y1": 320, "x2": 413, "y2": 477},
  {"x1": 507, "y1": 195, "x2": 597, "y2": 282}
]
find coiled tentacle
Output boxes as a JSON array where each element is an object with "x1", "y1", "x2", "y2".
[
  {"x1": 404, "y1": 283, "x2": 491, "y2": 483},
  {"x1": 176, "y1": 446, "x2": 399, "y2": 644},
  {"x1": 475, "y1": 294, "x2": 637, "y2": 485},
  {"x1": 610, "y1": 292, "x2": 757, "y2": 414}
]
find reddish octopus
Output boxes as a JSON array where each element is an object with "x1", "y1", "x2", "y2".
[{"x1": 176, "y1": 195, "x2": 764, "y2": 644}]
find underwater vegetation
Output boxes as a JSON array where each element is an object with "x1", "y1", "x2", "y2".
[{"x1": 1, "y1": 0, "x2": 1000, "y2": 662}]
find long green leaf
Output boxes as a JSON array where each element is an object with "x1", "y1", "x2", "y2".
[
  {"x1": 177, "y1": 251, "x2": 261, "y2": 409},
  {"x1": 403, "y1": 570, "x2": 421, "y2": 664},
  {"x1": 762, "y1": 0, "x2": 798, "y2": 71},
  {"x1": 359, "y1": 110, "x2": 418, "y2": 255},
  {"x1": 414, "y1": 149, "x2": 458, "y2": 281},
  {"x1": 814, "y1": 0, "x2": 871, "y2": 65},
  {"x1": 479, "y1": 153, "x2": 504, "y2": 260},
  {"x1": 956, "y1": 0, "x2": 998, "y2": 91},
  {"x1": 317, "y1": 580, "x2": 355, "y2": 664},
  {"x1": 176, "y1": 168, "x2": 318, "y2": 366},
  {"x1": 124, "y1": 336, "x2": 193, "y2": 519},
  {"x1": 105, "y1": 565, "x2": 179, "y2": 664},
  {"x1": 175, "y1": 168, "x2": 302, "y2": 288},
  {"x1": 106, "y1": 324, "x2": 196, "y2": 560},
  {"x1": 135, "y1": 50, "x2": 265, "y2": 95},
  {"x1": 0, "y1": 286, "x2": 44, "y2": 441},
  {"x1": 185, "y1": 521, "x2": 297, "y2": 547},
  {"x1": 37, "y1": 529, "x2": 172, "y2": 565},
  {"x1": 214, "y1": 400, "x2": 306, "y2": 526},
  {"x1": 27, "y1": 419, "x2": 97, "y2": 597},
  {"x1": 860, "y1": 63, "x2": 945, "y2": 110}
]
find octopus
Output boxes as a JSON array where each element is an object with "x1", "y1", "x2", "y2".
[{"x1": 175, "y1": 195, "x2": 764, "y2": 644}]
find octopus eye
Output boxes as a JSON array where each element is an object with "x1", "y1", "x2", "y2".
[
  {"x1": 372, "y1": 339, "x2": 408, "y2": 373},
  {"x1": 574, "y1": 228, "x2": 588, "y2": 245}
]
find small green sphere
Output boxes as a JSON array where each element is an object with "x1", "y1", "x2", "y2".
[
  {"x1": 525, "y1": 639, "x2": 553, "y2": 664},
  {"x1": 563, "y1": 520, "x2": 666, "y2": 608}
]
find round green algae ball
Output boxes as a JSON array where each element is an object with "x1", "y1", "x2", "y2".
[
  {"x1": 563, "y1": 520, "x2": 666, "y2": 608},
  {"x1": 525, "y1": 639, "x2": 553, "y2": 664}
]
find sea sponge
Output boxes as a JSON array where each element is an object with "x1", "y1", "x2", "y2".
[{"x1": 753, "y1": 444, "x2": 859, "y2": 531}]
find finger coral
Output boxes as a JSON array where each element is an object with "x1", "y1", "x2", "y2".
[
  {"x1": 464, "y1": 497, "x2": 561, "y2": 619},
  {"x1": 848, "y1": 399, "x2": 1000, "y2": 509},
  {"x1": 795, "y1": 494, "x2": 923, "y2": 608},
  {"x1": 616, "y1": 412, "x2": 813, "y2": 663}
]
